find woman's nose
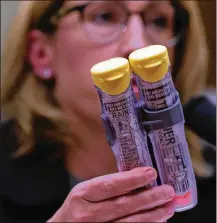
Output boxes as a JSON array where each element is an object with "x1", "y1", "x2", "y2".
[{"x1": 119, "y1": 15, "x2": 149, "y2": 59}]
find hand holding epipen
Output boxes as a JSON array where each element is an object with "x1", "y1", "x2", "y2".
[{"x1": 90, "y1": 45, "x2": 197, "y2": 212}]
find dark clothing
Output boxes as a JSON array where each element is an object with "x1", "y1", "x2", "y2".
[{"x1": 0, "y1": 120, "x2": 216, "y2": 223}]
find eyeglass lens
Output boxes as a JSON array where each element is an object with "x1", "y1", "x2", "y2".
[{"x1": 67, "y1": 1, "x2": 182, "y2": 46}]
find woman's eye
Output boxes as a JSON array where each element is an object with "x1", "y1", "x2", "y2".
[
  {"x1": 152, "y1": 16, "x2": 168, "y2": 29},
  {"x1": 93, "y1": 11, "x2": 116, "y2": 24}
]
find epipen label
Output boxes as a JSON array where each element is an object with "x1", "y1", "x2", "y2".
[
  {"x1": 137, "y1": 72, "x2": 176, "y2": 110},
  {"x1": 143, "y1": 81, "x2": 174, "y2": 102},
  {"x1": 156, "y1": 126, "x2": 190, "y2": 194},
  {"x1": 106, "y1": 96, "x2": 134, "y2": 119},
  {"x1": 100, "y1": 87, "x2": 152, "y2": 171}
]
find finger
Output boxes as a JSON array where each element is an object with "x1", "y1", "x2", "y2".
[
  {"x1": 114, "y1": 202, "x2": 175, "y2": 222},
  {"x1": 89, "y1": 184, "x2": 175, "y2": 222},
  {"x1": 73, "y1": 166, "x2": 157, "y2": 202}
]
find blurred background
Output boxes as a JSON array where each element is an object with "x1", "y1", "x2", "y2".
[
  {"x1": 1, "y1": 1, "x2": 20, "y2": 49},
  {"x1": 198, "y1": 1, "x2": 216, "y2": 88}
]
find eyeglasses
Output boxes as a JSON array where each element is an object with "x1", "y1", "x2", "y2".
[{"x1": 37, "y1": 1, "x2": 189, "y2": 47}]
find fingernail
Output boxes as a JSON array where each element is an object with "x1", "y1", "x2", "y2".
[
  {"x1": 146, "y1": 169, "x2": 156, "y2": 179},
  {"x1": 164, "y1": 185, "x2": 175, "y2": 198}
]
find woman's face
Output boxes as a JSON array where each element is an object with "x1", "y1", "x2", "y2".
[{"x1": 30, "y1": 0, "x2": 175, "y2": 121}]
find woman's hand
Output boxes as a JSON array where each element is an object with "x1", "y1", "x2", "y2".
[{"x1": 47, "y1": 167, "x2": 175, "y2": 222}]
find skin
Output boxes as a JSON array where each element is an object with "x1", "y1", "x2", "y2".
[
  {"x1": 47, "y1": 167, "x2": 175, "y2": 222},
  {"x1": 28, "y1": 1, "x2": 176, "y2": 222}
]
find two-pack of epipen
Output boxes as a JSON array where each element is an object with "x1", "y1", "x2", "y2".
[{"x1": 90, "y1": 45, "x2": 197, "y2": 212}]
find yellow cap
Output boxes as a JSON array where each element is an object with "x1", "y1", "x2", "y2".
[
  {"x1": 90, "y1": 57, "x2": 131, "y2": 95},
  {"x1": 129, "y1": 45, "x2": 170, "y2": 82}
]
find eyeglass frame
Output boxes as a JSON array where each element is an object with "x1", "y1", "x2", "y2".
[{"x1": 36, "y1": 1, "x2": 189, "y2": 46}]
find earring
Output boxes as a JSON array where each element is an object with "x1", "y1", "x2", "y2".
[{"x1": 42, "y1": 68, "x2": 52, "y2": 79}]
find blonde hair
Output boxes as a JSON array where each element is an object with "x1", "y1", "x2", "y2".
[{"x1": 1, "y1": 1, "x2": 210, "y2": 176}]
